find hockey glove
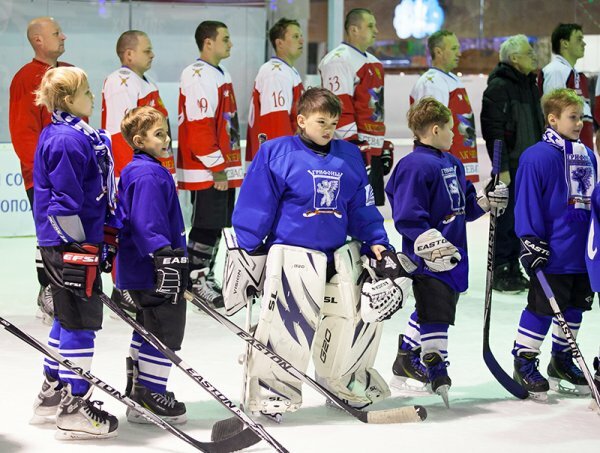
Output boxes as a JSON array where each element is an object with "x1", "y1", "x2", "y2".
[
  {"x1": 362, "y1": 249, "x2": 417, "y2": 281},
  {"x1": 351, "y1": 139, "x2": 371, "y2": 167},
  {"x1": 100, "y1": 225, "x2": 119, "y2": 273},
  {"x1": 154, "y1": 247, "x2": 189, "y2": 296},
  {"x1": 62, "y1": 244, "x2": 100, "y2": 298},
  {"x1": 381, "y1": 140, "x2": 394, "y2": 176},
  {"x1": 519, "y1": 236, "x2": 549, "y2": 276},
  {"x1": 414, "y1": 228, "x2": 461, "y2": 272},
  {"x1": 477, "y1": 178, "x2": 509, "y2": 215}
]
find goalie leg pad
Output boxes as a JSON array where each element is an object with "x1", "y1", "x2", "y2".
[
  {"x1": 222, "y1": 228, "x2": 267, "y2": 316},
  {"x1": 313, "y1": 242, "x2": 390, "y2": 406},
  {"x1": 246, "y1": 244, "x2": 327, "y2": 414}
]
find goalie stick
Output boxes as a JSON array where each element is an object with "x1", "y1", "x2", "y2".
[
  {"x1": 535, "y1": 270, "x2": 600, "y2": 411},
  {"x1": 99, "y1": 293, "x2": 288, "y2": 453},
  {"x1": 482, "y1": 139, "x2": 529, "y2": 399},
  {"x1": 0, "y1": 314, "x2": 258, "y2": 453},
  {"x1": 184, "y1": 290, "x2": 427, "y2": 425}
]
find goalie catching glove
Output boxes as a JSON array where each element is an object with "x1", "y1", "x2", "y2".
[
  {"x1": 414, "y1": 228, "x2": 461, "y2": 272},
  {"x1": 359, "y1": 250, "x2": 416, "y2": 323}
]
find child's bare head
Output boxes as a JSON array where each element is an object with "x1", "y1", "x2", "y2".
[
  {"x1": 542, "y1": 88, "x2": 583, "y2": 120},
  {"x1": 34, "y1": 66, "x2": 88, "y2": 112},
  {"x1": 542, "y1": 88, "x2": 584, "y2": 141},
  {"x1": 297, "y1": 88, "x2": 341, "y2": 146},
  {"x1": 121, "y1": 106, "x2": 167, "y2": 149},
  {"x1": 407, "y1": 97, "x2": 452, "y2": 139}
]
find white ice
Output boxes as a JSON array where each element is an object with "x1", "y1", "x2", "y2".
[{"x1": 1, "y1": 217, "x2": 600, "y2": 453}]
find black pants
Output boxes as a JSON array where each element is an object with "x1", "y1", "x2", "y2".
[
  {"x1": 26, "y1": 187, "x2": 51, "y2": 287},
  {"x1": 493, "y1": 168, "x2": 520, "y2": 268}
]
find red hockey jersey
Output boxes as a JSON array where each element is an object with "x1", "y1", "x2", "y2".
[
  {"x1": 246, "y1": 57, "x2": 304, "y2": 162},
  {"x1": 9, "y1": 59, "x2": 73, "y2": 190},
  {"x1": 319, "y1": 42, "x2": 385, "y2": 156},
  {"x1": 101, "y1": 66, "x2": 175, "y2": 177},
  {"x1": 410, "y1": 68, "x2": 479, "y2": 182},
  {"x1": 177, "y1": 59, "x2": 243, "y2": 191},
  {"x1": 539, "y1": 55, "x2": 594, "y2": 149}
]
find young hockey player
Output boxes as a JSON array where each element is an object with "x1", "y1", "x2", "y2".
[
  {"x1": 116, "y1": 106, "x2": 188, "y2": 423},
  {"x1": 512, "y1": 88, "x2": 596, "y2": 400},
  {"x1": 586, "y1": 184, "x2": 600, "y2": 398},
  {"x1": 31, "y1": 66, "x2": 119, "y2": 439},
  {"x1": 227, "y1": 87, "x2": 408, "y2": 419},
  {"x1": 385, "y1": 97, "x2": 508, "y2": 406}
]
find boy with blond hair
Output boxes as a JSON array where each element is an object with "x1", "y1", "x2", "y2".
[
  {"x1": 116, "y1": 105, "x2": 188, "y2": 423},
  {"x1": 512, "y1": 88, "x2": 596, "y2": 400},
  {"x1": 385, "y1": 97, "x2": 507, "y2": 406}
]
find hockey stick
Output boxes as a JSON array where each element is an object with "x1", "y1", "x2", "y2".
[
  {"x1": 0, "y1": 314, "x2": 258, "y2": 453},
  {"x1": 535, "y1": 270, "x2": 600, "y2": 410},
  {"x1": 99, "y1": 292, "x2": 288, "y2": 453},
  {"x1": 482, "y1": 139, "x2": 529, "y2": 399},
  {"x1": 184, "y1": 290, "x2": 427, "y2": 424}
]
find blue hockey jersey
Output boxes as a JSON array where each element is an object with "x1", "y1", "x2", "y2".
[
  {"x1": 385, "y1": 143, "x2": 485, "y2": 292},
  {"x1": 116, "y1": 152, "x2": 186, "y2": 290},
  {"x1": 33, "y1": 123, "x2": 108, "y2": 246},
  {"x1": 515, "y1": 141, "x2": 596, "y2": 274},
  {"x1": 586, "y1": 184, "x2": 600, "y2": 291},
  {"x1": 233, "y1": 135, "x2": 389, "y2": 259}
]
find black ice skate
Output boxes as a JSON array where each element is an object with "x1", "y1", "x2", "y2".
[
  {"x1": 30, "y1": 374, "x2": 62, "y2": 424},
  {"x1": 35, "y1": 285, "x2": 54, "y2": 326},
  {"x1": 109, "y1": 287, "x2": 137, "y2": 320},
  {"x1": 55, "y1": 386, "x2": 118, "y2": 440},
  {"x1": 547, "y1": 351, "x2": 590, "y2": 396},
  {"x1": 390, "y1": 334, "x2": 430, "y2": 394},
  {"x1": 492, "y1": 263, "x2": 527, "y2": 294},
  {"x1": 423, "y1": 352, "x2": 451, "y2": 408},
  {"x1": 513, "y1": 352, "x2": 549, "y2": 401},
  {"x1": 127, "y1": 384, "x2": 187, "y2": 424},
  {"x1": 191, "y1": 268, "x2": 224, "y2": 310},
  {"x1": 591, "y1": 358, "x2": 600, "y2": 411}
]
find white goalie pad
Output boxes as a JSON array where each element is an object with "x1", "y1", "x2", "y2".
[
  {"x1": 313, "y1": 241, "x2": 390, "y2": 406},
  {"x1": 245, "y1": 244, "x2": 327, "y2": 414},
  {"x1": 222, "y1": 228, "x2": 267, "y2": 316}
]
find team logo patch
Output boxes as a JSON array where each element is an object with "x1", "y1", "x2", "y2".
[
  {"x1": 441, "y1": 166, "x2": 465, "y2": 216},
  {"x1": 304, "y1": 170, "x2": 343, "y2": 218},
  {"x1": 365, "y1": 184, "x2": 375, "y2": 206}
]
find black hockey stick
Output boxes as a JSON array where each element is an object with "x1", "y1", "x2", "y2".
[
  {"x1": 482, "y1": 139, "x2": 529, "y2": 399},
  {"x1": 99, "y1": 292, "x2": 288, "y2": 453},
  {"x1": 184, "y1": 290, "x2": 427, "y2": 424},
  {"x1": 535, "y1": 270, "x2": 600, "y2": 410},
  {"x1": 0, "y1": 314, "x2": 258, "y2": 453}
]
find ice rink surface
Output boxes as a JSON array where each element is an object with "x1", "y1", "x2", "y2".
[{"x1": 1, "y1": 216, "x2": 599, "y2": 453}]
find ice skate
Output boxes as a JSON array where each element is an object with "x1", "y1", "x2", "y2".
[
  {"x1": 317, "y1": 374, "x2": 372, "y2": 410},
  {"x1": 246, "y1": 378, "x2": 301, "y2": 422},
  {"x1": 423, "y1": 352, "x2": 451, "y2": 408},
  {"x1": 109, "y1": 287, "x2": 137, "y2": 320},
  {"x1": 513, "y1": 352, "x2": 549, "y2": 401},
  {"x1": 126, "y1": 384, "x2": 187, "y2": 424},
  {"x1": 30, "y1": 374, "x2": 62, "y2": 424},
  {"x1": 390, "y1": 335, "x2": 430, "y2": 394},
  {"x1": 35, "y1": 285, "x2": 54, "y2": 326},
  {"x1": 55, "y1": 386, "x2": 118, "y2": 440},
  {"x1": 191, "y1": 268, "x2": 224, "y2": 310},
  {"x1": 547, "y1": 351, "x2": 590, "y2": 396}
]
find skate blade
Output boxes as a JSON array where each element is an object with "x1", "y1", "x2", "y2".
[
  {"x1": 55, "y1": 428, "x2": 118, "y2": 440},
  {"x1": 549, "y1": 377, "x2": 591, "y2": 396},
  {"x1": 527, "y1": 390, "x2": 549, "y2": 402},
  {"x1": 389, "y1": 376, "x2": 431, "y2": 395},
  {"x1": 325, "y1": 398, "x2": 370, "y2": 411},
  {"x1": 435, "y1": 385, "x2": 450, "y2": 408},
  {"x1": 259, "y1": 412, "x2": 283, "y2": 423},
  {"x1": 127, "y1": 410, "x2": 187, "y2": 425}
]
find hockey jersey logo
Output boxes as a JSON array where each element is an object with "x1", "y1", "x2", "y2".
[
  {"x1": 441, "y1": 166, "x2": 465, "y2": 215},
  {"x1": 568, "y1": 154, "x2": 594, "y2": 209},
  {"x1": 304, "y1": 170, "x2": 343, "y2": 218},
  {"x1": 368, "y1": 86, "x2": 384, "y2": 122}
]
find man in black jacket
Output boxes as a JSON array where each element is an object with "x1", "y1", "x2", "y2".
[{"x1": 481, "y1": 34, "x2": 545, "y2": 293}]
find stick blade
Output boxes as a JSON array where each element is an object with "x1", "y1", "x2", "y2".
[
  {"x1": 211, "y1": 416, "x2": 244, "y2": 442},
  {"x1": 483, "y1": 348, "x2": 529, "y2": 399},
  {"x1": 206, "y1": 424, "x2": 261, "y2": 452}
]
